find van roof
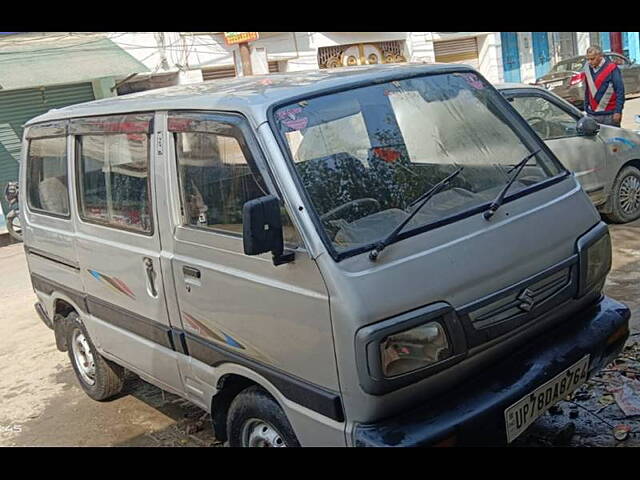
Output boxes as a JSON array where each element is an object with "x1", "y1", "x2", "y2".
[{"x1": 25, "y1": 62, "x2": 473, "y2": 128}]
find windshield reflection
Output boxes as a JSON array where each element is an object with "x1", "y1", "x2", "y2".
[{"x1": 274, "y1": 72, "x2": 563, "y2": 256}]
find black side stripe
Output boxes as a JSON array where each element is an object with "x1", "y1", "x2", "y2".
[
  {"x1": 31, "y1": 273, "x2": 87, "y2": 311},
  {"x1": 184, "y1": 333, "x2": 344, "y2": 422},
  {"x1": 30, "y1": 274, "x2": 344, "y2": 422},
  {"x1": 26, "y1": 247, "x2": 80, "y2": 271},
  {"x1": 85, "y1": 296, "x2": 174, "y2": 351}
]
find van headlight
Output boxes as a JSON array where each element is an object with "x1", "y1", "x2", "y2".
[
  {"x1": 380, "y1": 321, "x2": 451, "y2": 377},
  {"x1": 577, "y1": 223, "x2": 612, "y2": 297},
  {"x1": 355, "y1": 303, "x2": 467, "y2": 395}
]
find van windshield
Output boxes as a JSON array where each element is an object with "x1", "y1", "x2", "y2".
[{"x1": 273, "y1": 72, "x2": 564, "y2": 257}]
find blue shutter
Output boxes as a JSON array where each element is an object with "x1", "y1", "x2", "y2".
[{"x1": 501, "y1": 32, "x2": 521, "y2": 83}]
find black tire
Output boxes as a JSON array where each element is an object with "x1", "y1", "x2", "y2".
[
  {"x1": 6, "y1": 210, "x2": 22, "y2": 242},
  {"x1": 66, "y1": 312, "x2": 125, "y2": 401},
  {"x1": 226, "y1": 386, "x2": 300, "y2": 447},
  {"x1": 602, "y1": 166, "x2": 640, "y2": 224}
]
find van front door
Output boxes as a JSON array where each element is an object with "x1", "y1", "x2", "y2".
[
  {"x1": 72, "y1": 114, "x2": 182, "y2": 393},
  {"x1": 161, "y1": 112, "x2": 340, "y2": 419}
]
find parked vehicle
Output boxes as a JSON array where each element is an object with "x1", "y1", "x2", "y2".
[
  {"x1": 22, "y1": 64, "x2": 629, "y2": 446},
  {"x1": 3, "y1": 181, "x2": 22, "y2": 241},
  {"x1": 498, "y1": 83, "x2": 640, "y2": 223},
  {"x1": 535, "y1": 53, "x2": 640, "y2": 108}
]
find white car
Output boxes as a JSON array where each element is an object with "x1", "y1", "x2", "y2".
[{"x1": 498, "y1": 83, "x2": 640, "y2": 223}]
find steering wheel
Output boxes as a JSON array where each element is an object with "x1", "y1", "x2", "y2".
[
  {"x1": 526, "y1": 116, "x2": 551, "y2": 139},
  {"x1": 320, "y1": 198, "x2": 381, "y2": 221}
]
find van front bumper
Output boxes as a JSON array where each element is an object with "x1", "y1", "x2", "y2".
[{"x1": 352, "y1": 295, "x2": 630, "y2": 447}]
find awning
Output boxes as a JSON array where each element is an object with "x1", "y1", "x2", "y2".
[{"x1": 0, "y1": 34, "x2": 150, "y2": 91}]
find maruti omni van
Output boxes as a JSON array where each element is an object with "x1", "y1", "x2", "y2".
[{"x1": 21, "y1": 64, "x2": 630, "y2": 446}]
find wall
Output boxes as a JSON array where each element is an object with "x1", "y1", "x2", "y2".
[{"x1": 478, "y1": 33, "x2": 503, "y2": 83}]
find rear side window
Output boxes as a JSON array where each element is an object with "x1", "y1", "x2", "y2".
[
  {"x1": 74, "y1": 115, "x2": 153, "y2": 233},
  {"x1": 26, "y1": 137, "x2": 69, "y2": 216}
]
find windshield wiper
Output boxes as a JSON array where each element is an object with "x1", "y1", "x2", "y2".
[
  {"x1": 369, "y1": 166, "x2": 464, "y2": 261},
  {"x1": 483, "y1": 149, "x2": 541, "y2": 220}
]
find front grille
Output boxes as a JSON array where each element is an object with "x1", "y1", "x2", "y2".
[{"x1": 469, "y1": 267, "x2": 572, "y2": 329}]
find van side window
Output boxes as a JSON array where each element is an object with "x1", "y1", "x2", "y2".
[
  {"x1": 26, "y1": 137, "x2": 69, "y2": 216},
  {"x1": 77, "y1": 132, "x2": 152, "y2": 233},
  {"x1": 171, "y1": 114, "x2": 301, "y2": 246},
  {"x1": 175, "y1": 131, "x2": 266, "y2": 235}
]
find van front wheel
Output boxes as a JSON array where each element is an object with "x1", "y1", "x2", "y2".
[
  {"x1": 226, "y1": 386, "x2": 300, "y2": 447},
  {"x1": 66, "y1": 313, "x2": 124, "y2": 401}
]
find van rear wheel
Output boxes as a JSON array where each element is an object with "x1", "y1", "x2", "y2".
[
  {"x1": 226, "y1": 386, "x2": 300, "y2": 447},
  {"x1": 66, "y1": 313, "x2": 124, "y2": 401}
]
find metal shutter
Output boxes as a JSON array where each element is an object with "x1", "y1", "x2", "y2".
[
  {"x1": 202, "y1": 65, "x2": 237, "y2": 81},
  {"x1": 0, "y1": 82, "x2": 95, "y2": 212},
  {"x1": 202, "y1": 61, "x2": 279, "y2": 81},
  {"x1": 434, "y1": 38, "x2": 480, "y2": 69}
]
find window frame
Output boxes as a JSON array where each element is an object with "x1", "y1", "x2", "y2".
[
  {"x1": 502, "y1": 88, "x2": 583, "y2": 141},
  {"x1": 25, "y1": 134, "x2": 71, "y2": 220},
  {"x1": 73, "y1": 114, "x2": 155, "y2": 236}
]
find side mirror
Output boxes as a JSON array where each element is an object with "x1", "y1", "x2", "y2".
[
  {"x1": 576, "y1": 116, "x2": 600, "y2": 136},
  {"x1": 242, "y1": 195, "x2": 294, "y2": 266}
]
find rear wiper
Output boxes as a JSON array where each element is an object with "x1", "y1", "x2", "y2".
[
  {"x1": 369, "y1": 166, "x2": 464, "y2": 261},
  {"x1": 483, "y1": 149, "x2": 541, "y2": 220}
]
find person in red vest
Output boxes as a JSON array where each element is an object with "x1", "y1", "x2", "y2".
[{"x1": 581, "y1": 45, "x2": 625, "y2": 127}]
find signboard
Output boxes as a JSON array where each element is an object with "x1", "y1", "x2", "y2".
[{"x1": 224, "y1": 32, "x2": 259, "y2": 46}]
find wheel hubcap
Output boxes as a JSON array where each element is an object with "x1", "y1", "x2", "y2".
[
  {"x1": 71, "y1": 330, "x2": 96, "y2": 386},
  {"x1": 241, "y1": 419, "x2": 287, "y2": 447},
  {"x1": 619, "y1": 175, "x2": 640, "y2": 215}
]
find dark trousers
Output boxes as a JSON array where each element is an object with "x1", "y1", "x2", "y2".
[{"x1": 588, "y1": 113, "x2": 621, "y2": 127}]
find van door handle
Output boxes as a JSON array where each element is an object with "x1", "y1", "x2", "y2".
[
  {"x1": 183, "y1": 266, "x2": 201, "y2": 279},
  {"x1": 143, "y1": 257, "x2": 158, "y2": 297}
]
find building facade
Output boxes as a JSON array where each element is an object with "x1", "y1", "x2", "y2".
[{"x1": 0, "y1": 32, "x2": 148, "y2": 215}]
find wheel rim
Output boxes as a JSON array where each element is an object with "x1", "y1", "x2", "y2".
[
  {"x1": 71, "y1": 329, "x2": 96, "y2": 386},
  {"x1": 618, "y1": 174, "x2": 640, "y2": 215},
  {"x1": 241, "y1": 419, "x2": 287, "y2": 447}
]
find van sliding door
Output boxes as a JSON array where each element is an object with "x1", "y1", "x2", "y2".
[{"x1": 71, "y1": 113, "x2": 182, "y2": 394}]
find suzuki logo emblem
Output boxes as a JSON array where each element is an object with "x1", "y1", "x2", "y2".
[{"x1": 517, "y1": 288, "x2": 535, "y2": 312}]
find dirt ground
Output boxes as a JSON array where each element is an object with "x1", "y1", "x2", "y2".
[{"x1": 1, "y1": 216, "x2": 639, "y2": 447}]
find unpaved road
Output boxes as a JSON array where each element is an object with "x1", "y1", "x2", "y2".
[
  {"x1": 1, "y1": 218, "x2": 639, "y2": 447},
  {"x1": 0, "y1": 242, "x2": 217, "y2": 447}
]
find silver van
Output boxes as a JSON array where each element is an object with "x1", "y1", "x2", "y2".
[{"x1": 21, "y1": 64, "x2": 630, "y2": 446}]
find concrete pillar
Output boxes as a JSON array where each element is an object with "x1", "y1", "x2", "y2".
[
  {"x1": 518, "y1": 32, "x2": 535, "y2": 84},
  {"x1": 407, "y1": 32, "x2": 435, "y2": 63},
  {"x1": 576, "y1": 32, "x2": 590, "y2": 55}
]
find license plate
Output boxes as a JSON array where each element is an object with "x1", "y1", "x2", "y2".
[
  {"x1": 546, "y1": 80, "x2": 563, "y2": 88},
  {"x1": 504, "y1": 355, "x2": 590, "y2": 443}
]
